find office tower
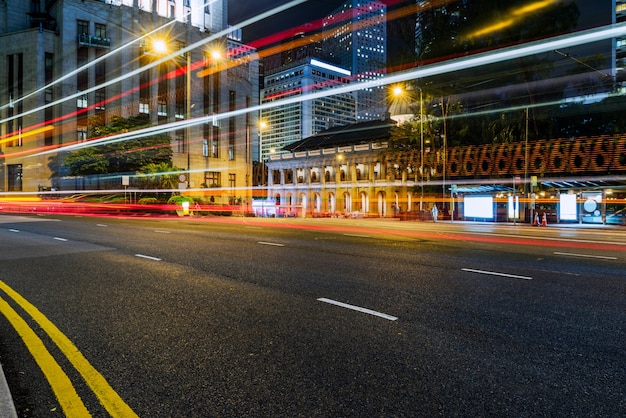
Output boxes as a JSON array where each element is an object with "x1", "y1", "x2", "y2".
[
  {"x1": 0, "y1": 0, "x2": 258, "y2": 197},
  {"x1": 322, "y1": 0, "x2": 387, "y2": 121}
]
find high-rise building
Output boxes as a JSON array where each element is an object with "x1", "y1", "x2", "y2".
[
  {"x1": 615, "y1": 0, "x2": 626, "y2": 92},
  {"x1": 322, "y1": 0, "x2": 387, "y2": 121},
  {"x1": 259, "y1": 58, "x2": 355, "y2": 163},
  {"x1": 0, "y1": 0, "x2": 258, "y2": 200}
]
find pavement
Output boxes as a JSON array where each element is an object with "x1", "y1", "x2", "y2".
[{"x1": 0, "y1": 215, "x2": 621, "y2": 417}]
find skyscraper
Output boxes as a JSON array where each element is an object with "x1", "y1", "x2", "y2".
[
  {"x1": 259, "y1": 58, "x2": 355, "y2": 162},
  {"x1": 322, "y1": 0, "x2": 387, "y2": 121},
  {"x1": 615, "y1": 0, "x2": 626, "y2": 92}
]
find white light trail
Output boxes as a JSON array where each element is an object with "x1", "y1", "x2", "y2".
[
  {"x1": 0, "y1": 0, "x2": 213, "y2": 113},
  {"x1": 0, "y1": 0, "x2": 309, "y2": 126},
  {"x1": 21, "y1": 22, "x2": 626, "y2": 160}
]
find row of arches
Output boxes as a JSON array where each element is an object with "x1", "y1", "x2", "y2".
[{"x1": 272, "y1": 190, "x2": 414, "y2": 217}]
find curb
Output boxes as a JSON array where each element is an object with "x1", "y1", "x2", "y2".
[{"x1": 0, "y1": 362, "x2": 17, "y2": 418}]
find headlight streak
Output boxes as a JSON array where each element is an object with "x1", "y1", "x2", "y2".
[
  {"x1": 0, "y1": 0, "x2": 457, "y2": 139},
  {"x1": 0, "y1": 0, "x2": 309, "y2": 127},
  {"x1": 23, "y1": 22, "x2": 626, "y2": 161},
  {"x1": 467, "y1": 0, "x2": 558, "y2": 38}
]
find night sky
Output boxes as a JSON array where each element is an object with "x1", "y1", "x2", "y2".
[
  {"x1": 228, "y1": 0, "x2": 345, "y2": 43},
  {"x1": 228, "y1": 0, "x2": 609, "y2": 43},
  {"x1": 227, "y1": 0, "x2": 612, "y2": 71}
]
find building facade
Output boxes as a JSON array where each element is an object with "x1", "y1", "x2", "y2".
[
  {"x1": 615, "y1": 0, "x2": 626, "y2": 92},
  {"x1": 259, "y1": 58, "x2": 355, "y2": 163},
  {"x1": 267, "y1": 119, "x2": 626, "y2": 223},
  {"x1": 0, "y1": 0, "x2": 258, "y2": 204},
  {"x1": 322, "y1": 0, "x2": 387, "y2": 121}
]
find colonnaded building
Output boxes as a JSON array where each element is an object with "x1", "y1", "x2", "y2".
[
  {"x1": 0, "y1": 0, "x2": 258, "y2": 208},
  {"x1": 266, "y1": 118, "x2": 626, "y2": 225}
]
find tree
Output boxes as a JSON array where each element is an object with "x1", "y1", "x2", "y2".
[
  {"x1": 63, "y1": 114, "x2": 173, "y2": 176},
  {"x1": 136, "y1": 161, "x2": 180, "y2": 190},
  {"x1": 416, "y1": 0, "x2": 581, "y2": 145}
]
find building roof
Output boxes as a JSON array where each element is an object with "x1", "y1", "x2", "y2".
[{"x1": 283, "y1": 118, "x2": 396, "y2": 152}]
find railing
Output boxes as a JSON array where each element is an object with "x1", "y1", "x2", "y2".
[{"x1": 78, "y1": 34, "x2": 111, "y2": 48}]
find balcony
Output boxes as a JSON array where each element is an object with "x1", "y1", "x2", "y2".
[{"x1": 78, "y1": 34, "x2": 111, "y2": 48}]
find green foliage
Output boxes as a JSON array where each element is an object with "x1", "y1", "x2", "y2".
[
  {"x1": 167, "y1": 195, "x2": 194, "y2": 205},
  {"x1": 64, "y1": 114, "x2": 173, "y2": 176},
  {"x1": 138, "y1": 197, "x2": 159, "y2": 205},
  {"x1": 136, "y1": 162, "x2": 180, "y2": 190},
  {"x1": 414, "y1": 1, "x2": 581, "y2": 146},
  {"x1": 64, "y1": 148, "x2": 108, "y2": 175}
]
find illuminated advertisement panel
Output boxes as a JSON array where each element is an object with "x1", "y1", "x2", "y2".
[
  {"x1": 559, "y1": 194, "x2": 578, "y2": 221},
  {"x1": 464, "y1": 196, "x2": 494, "y2": 219}
]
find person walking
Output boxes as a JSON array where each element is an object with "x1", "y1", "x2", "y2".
[{"x1": 432, "y1": 204, "x2": 439, "y2": 222}]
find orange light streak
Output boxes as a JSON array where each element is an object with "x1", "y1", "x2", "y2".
[{"x1": 0, "y1": 126, "x2": 55, "y2": 146}]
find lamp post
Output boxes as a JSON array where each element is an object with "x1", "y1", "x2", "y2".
[
  {"x1": 419, "y1": 87, "x2": 424, "y2": 212},
  {"x1": 152, "y1": 39, "x2": 192, "y2": 188},
  {"x1": 259, "y1": 120, "x2": 268, "y2": 194},
  {"x1": 186, "y1": 49, "x2": 191, "y2": 188},
  {"x1": 388, "y1": 84, "x2": 424, "y2": 213}
]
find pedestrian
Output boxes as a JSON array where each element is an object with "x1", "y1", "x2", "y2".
[{"x1": 432, "y1": 205, "x2": 438, "y2": 222}]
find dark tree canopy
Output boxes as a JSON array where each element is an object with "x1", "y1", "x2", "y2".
[{"x1": 64, "y1": 115, "x2": 173, "y2": 176}]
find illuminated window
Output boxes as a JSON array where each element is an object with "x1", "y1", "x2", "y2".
[
  {"x1": 8, "y1": 164, "x2": 22, "y2": 191},
  {"x1": 77, "y1": 126, "x2": 87, "y2": 142},
  {"x1": 205, "y1": 171, "x2": 220, "y2": 187},
  {"x1": 158, "y1": 98, "x2": 167, "y2": 117},
  {"x1": 77, "y1": 92, "x2": 88, "y2": 108}
]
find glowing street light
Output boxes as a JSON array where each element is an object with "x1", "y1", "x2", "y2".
[
  {"x1": 152, "y1": 39, "x2": 168, "y2": 54},
  {"x1": 149, "y1": 37, "x2": 192, "y2": 188},
  {"x1": 259, "y1": 120, "x2": 268, "y2": 189}
]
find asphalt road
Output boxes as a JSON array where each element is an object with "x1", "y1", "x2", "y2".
[{"x1": 0, "y1": 214, "x2": 624, "y2": 417}]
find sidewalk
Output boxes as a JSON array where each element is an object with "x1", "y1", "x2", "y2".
[{"x1": 0, "y1": 362, "x2": 17, "y2": 418}]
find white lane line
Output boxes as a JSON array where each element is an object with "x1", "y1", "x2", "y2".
[
  {"x1": 343, "y1": 233, "x2": 371, "y2": 238},
  {"x1": 258, "y1": 241, "x2": 285, "y2": 247},
  {"x1": 154, "y1": 230, "x2": 171, "y2": 234},
  {"x1": 462, "y1": 268, "x2": 532, "y2": 280},
  {"x1": 8, "y1": 229, "x2": 19, "y2": 233},
  {"x1": 538, "y1": 269, "x2": 580, "y2": 276},
  {"x1": 554, "y1": 252, "x2": 617, "y2": 260},
  {"x1": 452, "y1": 231, "x2": 626, "y2": 247},
  {"x1": 53, "y1": 237, "x2": 68, "y2": 242},
  {"x1": 135, "y1": 254, "x2": 162, "y2": 261},
  {"x1": 317, "y1": 298, "x2": 398, "y2": 321},
  {"x1": 96, "y1": 224, "x2": 108, "y2": 227}
]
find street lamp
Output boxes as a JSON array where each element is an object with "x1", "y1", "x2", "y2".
[
  {"x1": 150, "y1": 38, "x2": 191, "y2": 188},
  {"x1": 186, "y1": 48, "x2": 191, "y2": 188},
  {"x1": 259, "y1": 120, "x2": 268, "y2": 191},
  {"x1": 418, "y1": 87, "x2": 424, "y2": 212},
  {"x1": 387, "y1": 84, "x2": 425, "y2": 212}
]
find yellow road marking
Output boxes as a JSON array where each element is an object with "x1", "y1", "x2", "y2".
[
  {"x1": 0, "y1": 281, "x2": 138, "y2": 417},
  {"x1": 0, "y1": 296, "x2": 90, "y2": 416}
]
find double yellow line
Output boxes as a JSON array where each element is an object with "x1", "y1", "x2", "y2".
[{"x1": 0, "y1": 281, "x2": 137, "y2": 417}]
